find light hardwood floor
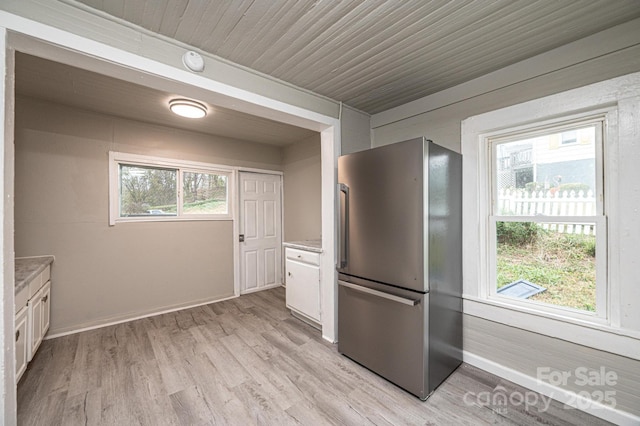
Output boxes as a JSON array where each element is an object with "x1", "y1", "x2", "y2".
[{"x1": 18, "y1": 287, "x2": 610, "y2": 425}]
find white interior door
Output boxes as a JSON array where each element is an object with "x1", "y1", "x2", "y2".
[{"x1": 239, "y1": 172, "x2": 283, "y2": 294}]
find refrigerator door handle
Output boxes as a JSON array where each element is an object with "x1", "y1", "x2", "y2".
[
  {"x1": 338, "y1": 183, "x2": 349, "y2": 268},
  {"x1": 338, "y1": 280, "x2": 419, "y2": 306}
]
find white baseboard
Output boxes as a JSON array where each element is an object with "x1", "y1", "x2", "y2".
[
  {"x1": 463, "y1": 351, "x2": 640, "y2": 426},
  {"x1": 239, "y1": 282, "x2": 283, "y2": 295},
  {"x1": 45, "y1": 294, "x2": 237, "y2": 339},
  {"x1": 290, "y1": 310, "x2": 321, "y2": 330}
]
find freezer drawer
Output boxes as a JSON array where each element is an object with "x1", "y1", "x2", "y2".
[{"x1": 338, "y1": 278, "x2": 429, "y2": 399}]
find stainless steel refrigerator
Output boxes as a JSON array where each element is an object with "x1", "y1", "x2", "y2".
[{"x1": 337, "y1": 137, "x2": 462, "y2": 400}]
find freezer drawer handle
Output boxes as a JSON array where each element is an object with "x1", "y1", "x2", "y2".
[{"x1": 339, "y1": 280, "x2": 419, "y2": 306}]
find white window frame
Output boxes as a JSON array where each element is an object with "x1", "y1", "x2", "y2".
[
  {"x1": 486, "y1": 115, "x2": 608, "y2": 321},
  {"x1": 109, "y1": 152, "x2": 234, "y2": 225},
  {"x1": 462, "y1": 73, "x2": 640, "y2": 359}
]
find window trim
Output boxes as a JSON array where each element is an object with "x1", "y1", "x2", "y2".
[{"x1": 109, "y1": 152, "x2": 234, "y2": 225}]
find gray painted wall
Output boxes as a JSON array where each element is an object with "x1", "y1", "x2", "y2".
[
  {"x1": 282, "y1": 134, "x2": 322, "y2": 241},
  {"x1": 465, "y1": 315, "x2": 640, "y2": 416},
  {"x1": 280, "y1": 103, "x2": 372, "y2": 243},
  {"x1": 371, "y1": 25, "x2": 640, "y2": 418},
  {"x1": 15, "y1": 96, "x2": 283, "y2": 335},
  {"x1": 340, "y1": 106, "x2": 371, "y2": 155}
]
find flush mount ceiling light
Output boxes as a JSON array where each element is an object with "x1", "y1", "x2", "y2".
[{"x1": 169, "y1": 99, "x2": 207, "y2": 118}]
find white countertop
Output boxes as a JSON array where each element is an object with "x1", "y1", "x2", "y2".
[
  {"x1": 15, "y1": 256, "x2": 54, "y2": 294},
  {"x1": 283, "y1": 239, "x2": 323, "y2": 253}
]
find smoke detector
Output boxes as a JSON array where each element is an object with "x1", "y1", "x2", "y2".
[{"x1": 182, "y1": 51, "x2": 205, "y2": 73}]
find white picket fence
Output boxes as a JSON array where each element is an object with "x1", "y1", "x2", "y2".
[{"x1": 498, "y1": 189, "x2": 596, "y2": 235}]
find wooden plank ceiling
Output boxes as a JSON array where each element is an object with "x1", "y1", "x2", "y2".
[{"x1": 72, "y1": 0, "x2": 640, "y2": 114}]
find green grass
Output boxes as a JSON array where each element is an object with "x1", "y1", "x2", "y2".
[
  {"x1": 182, "y1": 199, "x2": 227, "y2": 214},
  {"x1": 497, "y1": 225, "x2": 596, "y2": 312},
  {"x1": 149, "y1": 199, "x2": 227, "y2": 214}
]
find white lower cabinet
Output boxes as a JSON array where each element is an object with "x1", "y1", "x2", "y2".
[
  {"x1": 285, "y1": 247, "x2": 321, "y2": 324},
  {"x1": 15, "y1": 306, "x2": 28, "y2": 382},
  {"x1": 15, "y1": 261, "x2": 52, "y2": 383}
]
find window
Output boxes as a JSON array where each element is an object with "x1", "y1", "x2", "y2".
[
  {"x1": 110, "y1": 152, "x2": 232, "y2": 224},
  {"x1": 182, "y1": 171, "x2": 228, "y2": 215},
  {"x1": 119, "y1": 164, "x2": 177, "y2": 217},
  {"x1": 489, "y1": 120, "x2": 606, "y2": 317}
]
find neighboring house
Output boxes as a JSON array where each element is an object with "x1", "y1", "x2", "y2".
[{"x1": 496, "y1": 127, "x2": 596, "y2": 193}]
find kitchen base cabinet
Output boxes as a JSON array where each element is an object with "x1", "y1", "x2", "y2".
[
  {"x1": 15, "y1": 257, "x2": 53, "y2": 383},
  {"x1": 284, "y1": 246, "x2": 321, "y2": 326}
]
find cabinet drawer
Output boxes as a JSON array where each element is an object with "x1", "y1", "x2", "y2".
[
  {"x1": 28, "y1": 265, "x2": 50, "y2": 299},
  {"x1": 41, "y1": 265, "x2": 51, "y2": 284},
  {"x1": 15, "y1": 286, "x2": 28, "y2": 312},
  {"x1": 28, "y1": 273, "x2": 42, "y2": 299},
  {"x1": 285, "y1": 248, "x2": 320, "y2": 266}
]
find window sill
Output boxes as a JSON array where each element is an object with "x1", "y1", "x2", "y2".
[
  {"x1": 111, "y1": 216, "x2": 233, "y2": 225},
  {"x1": 462, "y1": 295, "x2": 640, "y2": 361}
]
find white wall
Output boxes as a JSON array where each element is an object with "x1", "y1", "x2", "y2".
[
  {"x1": 14, "y1": 96, "x2": 284, "y2": 335},
  {"x1": 0, "y1": 26, "x2": 16, "y2": 425},
  {"x1": 371, "y1": 19, "x2": 640, "y2": 423}
]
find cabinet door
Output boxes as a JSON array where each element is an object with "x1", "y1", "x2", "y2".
[
  {"x1": 285, "y1": 260, "x2": 320, "y2": 322},
  {"x1": 28, "y1": 286, "x2": 44, "y2": 361},
  {"x1": 15, "y1": 306, "x2": 28, "y2": 382},
  {"x1": 40, "y1": 281, "x2": 51, "y2": 336}
]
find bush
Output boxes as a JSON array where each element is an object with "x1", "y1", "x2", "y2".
[
  {"x1": 557, "y1": 183, "x2": 591, "y2": 194},
  {"x1": 525, "y1": 182, "x2": 545, "y2": 193},
  {"x1": 496, "y1": 221, "x2": 539, "y2": 246}
]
